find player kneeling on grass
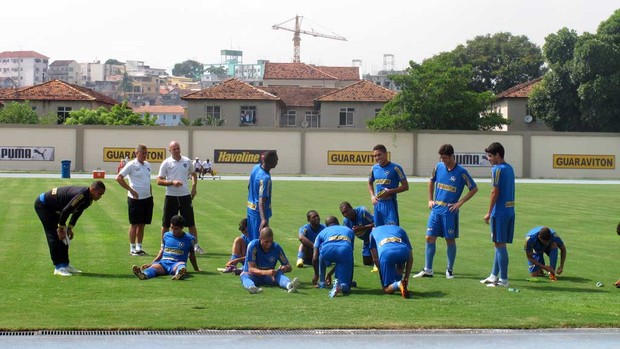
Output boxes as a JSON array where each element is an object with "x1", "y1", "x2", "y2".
[
  {"x1": 219, "y1": 218, "x2": 250, "y2": 274},
  {"x1": 524, "y1": 226, "x2": 566, "y2": 281},
  {"x1": 240, "y1": 227, "x2": 299, "y2": 294},
  {"x1": 369, "y1": 225, "x2": 413, "y2": 299},
  {"x1": 133, "y1": 215, "x2": 200, "y2": 280},
  {"x1": 312, "y1": 216, "x2": 355, "y2": 298}
]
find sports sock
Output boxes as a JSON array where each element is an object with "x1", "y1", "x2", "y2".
[
  {"x1": 393, "y1": 281, "x2": 401, "y2": 292},
  {"x1": 425, "y1": 242, "x2": 436, "y2": 271},
  {"x1": 143, "y1": 268, "x2": 156, "y2": 279},
  {"x1": 130, "y1": 243, "x2": 136, "y2": 252},
  {"x1": 549, "y1": 247, "x2": 558, "y2": 270},
  {"x1": 447, "y1": 243, "x2": 456, "y2": 271},
  {"x1": 491, "y1": 250, "x2": 499, "y2": 277},
  {"x1": 136, "y1": 243, "x2": 142, "y2": 251},
  {"x1": 230, "y1": 253, "x2": 240, "y2": 262},
  {"x1": 497, "y1": 246, "x2": 509, "y2": 280}
]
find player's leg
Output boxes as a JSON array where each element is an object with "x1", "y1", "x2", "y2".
[
  {"x1": 445, "y1": 213, "x2": 458, "y2": 278},
  {"x1": 171, "y1": 262, "x2": 187, "y2": 280},
  {"x1": 528, "y1": 253, "x2": 545, "y2": 277},
  {"x1": 161, "y1": 196, "x2": 177, "y2": 240}
]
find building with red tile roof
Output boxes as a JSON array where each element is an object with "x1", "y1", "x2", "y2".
[
  {"x1": 0, "y1": 50, "x2": 50, "y2": 87},
  {"x1": 490, "y1": 78, "x2": 549, "y2": 131},
  {"x1": 263, "y1": 62, "x2": 360, "y2": 88}
]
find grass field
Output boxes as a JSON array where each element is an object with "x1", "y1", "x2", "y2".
[{"x1": 1, "y1": 177, "x2": 619, "y2": 330}]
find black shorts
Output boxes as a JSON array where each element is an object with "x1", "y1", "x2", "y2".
[
  {"x1": 128, "y1": 196, "x2": 154, "y2": 225},
  {"x1": 162, "y1": 195, "x2": 195, "y2": 228}
]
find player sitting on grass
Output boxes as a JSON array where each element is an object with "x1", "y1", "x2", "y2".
[
  {"x1": 220, "y1": 218, "x2": 250, "y2": 274},
  {"x1": 296, "y1": 210, "x2": 325, "y2": 268},
  {"x1": 240, "y1": 227, "x2": 299, "y2": 294},
  {"x1": 132, "y1": 215, "x2": 200, "y2": 280}
]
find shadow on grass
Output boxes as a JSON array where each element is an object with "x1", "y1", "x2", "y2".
[
  {"x1": 77, "y1": 270, "x2": 214, "y2": 279},
  {"x1": 521, "y1": 285, "x2": 607, "y2": 293}
]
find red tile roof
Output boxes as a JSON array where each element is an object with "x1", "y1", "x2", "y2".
[
  {"x1": 0, "y1": 80, "x2": 117, "y2": 105},
  {"x1": 0, "y1": 50, "x2": 49, "y2": 59},
  {"x1": 263, "y1": 62, "x2": 337, "y2": 80},
  {"x1": 496, "y1": 78, "x2": 542, "y2": 98},
  {"x1": 316, "y1": 80, "x2": 396, "y2": 102},
  {"x1": 133, "y1": 105, "x2": 185, "y2": 114},
  {"x1": 182, "y1": 79, "x2": 280, "y2": 101},
  {"x1": 259, "y1": 86, "x2": 337, "y2": 107},
  {"x1": 315, "y1": 66, "x2": 360, "y2": 81}
]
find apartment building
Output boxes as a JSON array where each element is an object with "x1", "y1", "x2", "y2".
[{"x1": 0, "y1": 51, "x2": 49, "y2": 87}]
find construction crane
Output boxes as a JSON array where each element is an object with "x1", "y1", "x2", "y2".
[{"x1": 272, "y1": 15, "x2": 347, "y2": 63}]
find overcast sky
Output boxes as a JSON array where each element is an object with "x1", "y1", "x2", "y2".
[{"x1": 2, "y1": 0, "x2": 618, "y2": 74}]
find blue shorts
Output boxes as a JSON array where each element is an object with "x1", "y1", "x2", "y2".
[
  {"x1": 319, "y1": 244, "x2": 354, "y2": 285},
  {"x1": 426, "y1": 211, "x2": 459, "y2": 239},
  {"x1": 361, "y1": 240, "x2": 371, "y2": 257},
  {"x1": 374, "y1": 199, "x2": 399, "y2": 226},
  {"x1": 490, "y1": 215, "x2": 515, "y2": 243},
  {"x1": 246, "y1": 212, "x2": 266, "y2": 241},
  {"x1": 378, "y1": 248, "x2": 410, "y2": 287},
  {"x1": 157, "y1": 259, "x2": 186, "y2": 276},
  {"x1": 528, "y1": 253, "x2": 547, "y2": 273}
]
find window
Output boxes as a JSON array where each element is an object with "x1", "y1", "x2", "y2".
[
  {"x1": 285, "y1": 110, "x2": 296, "y2": 126},
  {"x1": 339, "y1": 107, "x2": 354, "y2": 126},
  {"x1": 57, "y1": 106, "x2": 72, "y2": 124},
  {"x1": 305, "y1": 111, "x2": 320, "y2": 128},
  {"x1": 240, "y1": 106, "x2": 257, "y2": 125},
  {"x1": 206, "y1": 106, "x2": 221, "y2": 120}
]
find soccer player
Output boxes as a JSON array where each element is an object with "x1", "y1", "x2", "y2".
[
  {"x1": 296, "y1": 210, "x2": 325, "y2": 268},
  {"x1": 34, "y1": 180, "x2": 106, "y2": 276},
  {"x1": 414, "y1": 144, "x2": 478, "y2": 279},
  {"x1": 616, "y1": 222, "x2": 620, "y2": 288},
  {"x1": 240, "y1": 227, "x2": 299, "y2": 294},
  {"x1": 157, "y1": 141, "x2": 205, "y2": 254},
  {"x1": 312, "y1": 216, "x2": 355, "y2": 298},
  {"x1": 369, "y1": 225, "x2": 413, "y2": 298},
  {"x1": 524, "y1": 226, "x2": 567, "y2": 280},
  {"x1": 246, "y1": 150, "x2": 278, "y2": 241},
  {"x1": 368, "y1": 144, "x2": 409, "y2": 226},
  {"x1": 116, "y1": 144, "x2": 154, "y2": 256},
  {"x1": 220, "y1": 218, "x2": 251, "y2": 274},
  {"x1": 480, "y1": 142, "x2": 516, "y2": 288},
  {"x1": 340, "y1": 201, "x2": 375, "y2": 267},
  {"x1": 132, "y1": 215, "x2": 200, "y2": 280}
]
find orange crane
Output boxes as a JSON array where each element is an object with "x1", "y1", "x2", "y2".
[{"x1": 272, "y1": 15, "x2": 347, "y2": 63}]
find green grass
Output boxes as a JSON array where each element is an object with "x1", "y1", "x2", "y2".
[{"x1": 1, "y1": 177, "x2": 619, "y2": 330}]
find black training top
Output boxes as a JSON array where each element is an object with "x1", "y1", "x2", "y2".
[{"x1": 41, "y1": 186, "x2": 93, "y2": 228}]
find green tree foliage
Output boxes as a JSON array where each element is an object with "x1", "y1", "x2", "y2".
[
  {"x1": 64, "y1": 102, "x2": 156, "y2": 126},
  {"x1": 0, "y1": 101, "x2": 40, "y2": 124},
  {"x1": 206, "y1": 66, "x2": 228, "y2": 78},
  {"x1": 368, "y1": 52, "x2": 506, "y2": 131},
  {"x1": 104, "y1": 59, "x2": 124, "y2": 65},
  {"x1": 453, "y1": 32, "x2": 545, "y2": 93},
  {"x1": 529, "y1": 9, "x2": 620, "y2": 131},
  {"x1": 172, "y1": 60, "x2": 204, "y2": 80}
]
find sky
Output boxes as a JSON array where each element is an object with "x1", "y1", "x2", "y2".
[{"x1": 2, "y1": 0, "x2": 618, "y2": 75}]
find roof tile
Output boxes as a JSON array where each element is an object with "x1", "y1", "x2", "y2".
[
  {"x1": 316, "y1": 80, "x2": 396, "y2": 102},
  {"x1": 496, "y1": 78, "x2": 542, "y2": 98},
  {"x1": 182, "y1": 79, "x2": 280, "y2": 101},
  {"x1": 0, "y1": 80, "x2": 117, "y2": 105},
  {"x1": 0, "y1": 50, "x2": 49, "y2": 59},
  {"x1": 259, "y1": 86, "x2": 338, "y2": 107},
  {"x1": 263, "y1": 62, "x2": 337, "y2": 80}
]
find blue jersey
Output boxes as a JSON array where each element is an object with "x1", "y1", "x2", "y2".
[
  {"x1": 247, "y1": 164, "x2": 273, "y2": 218},
  {"x1": 369, "y1": 225, "x2": 412, "y2": 258},
  {"x1": 431, "y1": 162, "x2": 477, "y2": 215},
  {"x1": 524, "y1": 226, "x2": 564, "y2": 254},
  {"x1": 298, "y1": 223, "x2": 325, "y2": 243},
  {"x1": 343, "y1": 206, "x2": 373, "y2": 241},
  {"x1": 243, "y1": 239, "x2": 289, "y2": 272},
  {"x1": 160, "y1": 231, "x2": 196, "y2": 263},
  {"x1": 369, "y1": 161, "x2": 407, "y2": 198},
  {"x1": 490, "y1": 162, "x2": 515, "y2": 217},
  {"x1": 314, "y1": 225, "x2": 355, "y2": 252}
]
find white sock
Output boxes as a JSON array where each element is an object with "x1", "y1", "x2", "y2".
[
  {"x1": 136, "y1": 243, "x2": 142, "y2": 251},
  {"x1": 130, "y1": 243, "x2": 136, "y2": 252}
]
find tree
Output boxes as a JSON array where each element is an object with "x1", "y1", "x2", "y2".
[
  {"x1": 205, "y1": 66, "x2": 228, "y2": 78},
  {"x1": 529, "y1": 9, "x2": 620, "y2": 132},
  {"x1": 0, "y1": 101, "x2": 40, "y2": 124},
  {"x1": 453, "y1": 32, "x2": 545, "y2": 93},
  {"x1": 172, "y1": 60, "x2": 204, "y2": 80},
  {"x1": 105, "y1": 59, "x2": 124, "y2": 65},
  {"x1": 367, "y1": 52, "x2": 506, "y2": 131},
  {"x1": 64, "y1": 101, "x2": 156, "y2": 125}
]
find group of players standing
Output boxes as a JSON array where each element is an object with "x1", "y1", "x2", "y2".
[{"x1": 36, "y1": 140, "x2": 577, "y2": 293}]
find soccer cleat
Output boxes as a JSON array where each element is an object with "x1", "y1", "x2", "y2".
[
  {"x1": 287, "y1": 277, "x2": 300, "y2": 293},
  {"x1": 549, "y1": 273, "x2": 557, "y2": 281},
  {"x1": 171, "y1": 267, "x2": 187, "y2": 280},
  {"x1": 296, "y1": 258, "x2": 304, "y2": 268},
  {"x1": 445, "y1": 269, "x2": 454, "y2": 279},
  {"x1": 134, "y1": 250, "x2": 147, "y2": 256},
  {"x1": 248, "y1": 286, "x2": 263, "y2": 294},
  {"x1": 194, "y1": 245, "x2": 206, "y2": 255},
  {"x1": 132, "y1": 265, "x2": 147, "y2": 280},
  {"x1": 399, "y1": 281, "x2": 411, "y2": 299},
  {"x1": 413, "y1": 269, "x2": 434, "y2": 278},
  {"x1": 223, "y1": 265, "x2": 236, "y2": 273},
  {"x1": 54, "y1": 267, "x2": 72, "y2": 277},
  {"x1": 371, "y1": 265, "x2": 379, "y2": 273},
  {"x1": 486, "y1": 279, "x2": 509, "y2": 288},
  {"x1": 66, "y1": 265, "x2": 82, "y2": 274},
  {"x1": 329, "y1": 280, "x2": 341, "y2": 298},
  {"x1": 480, "y1": 275, "x2": 498, "y2": 284}
]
